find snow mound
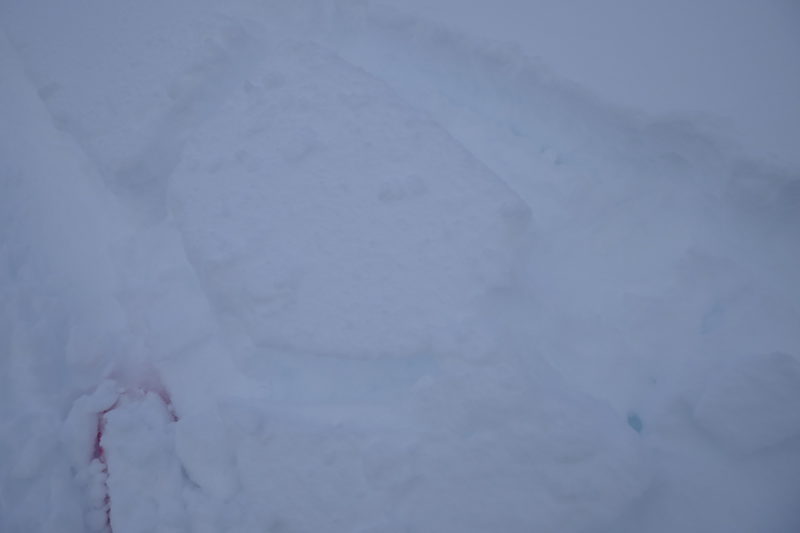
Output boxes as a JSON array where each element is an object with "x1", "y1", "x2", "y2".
[{"x1": 169, "y1": 40, "x2": 531, "y2": 357}]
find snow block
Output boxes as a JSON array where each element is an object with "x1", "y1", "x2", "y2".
[
  {"x1": 101, "y1": 390, "x2": 184, "y2": 533},
  {"x1": 63, "y1": 381, "x2": 183, "y2": 533},
  {"x1": 169, "y1": 40, "x2": 531, "y2": 357}
]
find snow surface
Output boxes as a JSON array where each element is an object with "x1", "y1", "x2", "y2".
[
  {"x1": 384, "y1": 0, "x2": 800, "y2": 169},
  {"x1": 1, "y1": 1, "x2": 799, "y2": 532}
]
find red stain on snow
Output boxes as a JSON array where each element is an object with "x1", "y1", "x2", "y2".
[
  {"x1": 91, "y1": 382, "x2": 178, "y2": 532},
  {"x1": 93, "y1": 403, "x2": 114, "y2": 531}
]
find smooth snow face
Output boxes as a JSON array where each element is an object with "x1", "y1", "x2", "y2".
[
  {"x1": 169, "y1": 40, "x2": 530, "y2": 358},
  {"x1": 1, "y1": 1, "x2": 799, "y2": 533}
]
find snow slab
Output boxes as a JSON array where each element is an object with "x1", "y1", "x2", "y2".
[{"x1": 168, "y1": 39, "x2": 531, "y2": 358}]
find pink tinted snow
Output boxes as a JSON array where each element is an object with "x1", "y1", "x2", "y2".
[{"x1": 91, "y1": 381, "x2": 178, "y2": 532}]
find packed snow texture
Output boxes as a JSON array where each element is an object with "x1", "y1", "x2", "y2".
[{"x1": 1, "y1": 1, "x2": 799, "y2": 532}]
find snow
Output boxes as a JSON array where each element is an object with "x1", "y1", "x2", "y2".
[
  {"x1": 1, "y1": 1, "x2": 799, "y2": 532},
  {"x1": 385, "y1": 0, "x2": 800, "y2": 169},
  {"x1": 168, "y1": 39, "x2": 529, "y2": 358},
  {"x1": 693, "y1": 351, "x2": 800, "y2": 453}
]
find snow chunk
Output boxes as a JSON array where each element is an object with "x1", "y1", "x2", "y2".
[
  {"x1": 102, "y1": 391, "x2": 186, "y2": 533},
  {"x1": 169, "y1": 40, "x2": 531, "y2": 357}
]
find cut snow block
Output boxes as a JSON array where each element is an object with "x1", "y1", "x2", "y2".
[
  {"x1": 169, "y1": 41, "x2": 531, "y2": 357},
  {"x1": 64, "y1": 382, "x2": 184, "y2": 533},
  {"x1": 693, "y1": 352, "x2": 800, "y2": 453},
  {"x1": 101, "y1": 390, "x2": 185, "y2": 533}
]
